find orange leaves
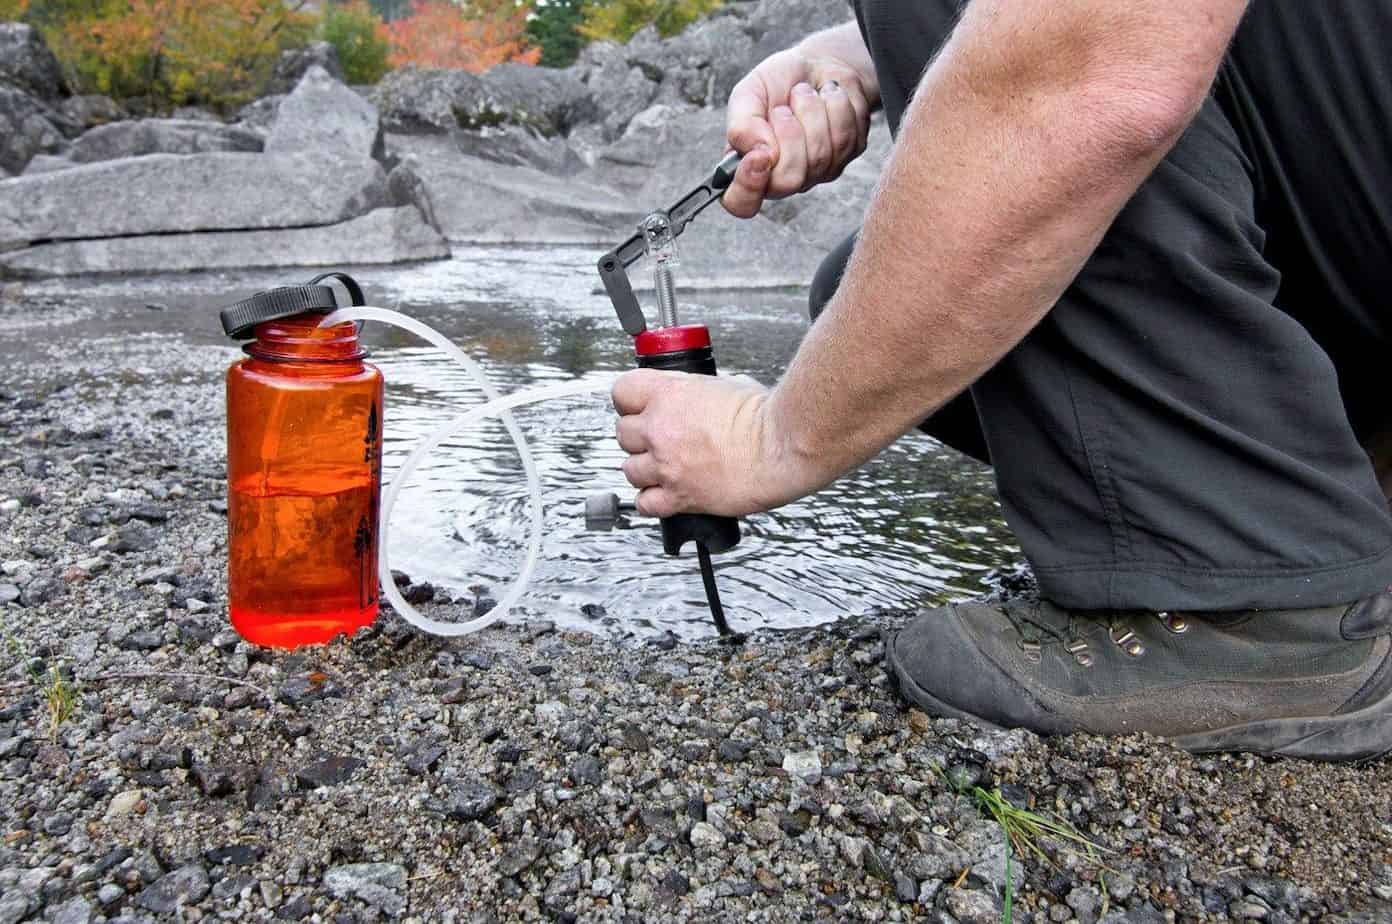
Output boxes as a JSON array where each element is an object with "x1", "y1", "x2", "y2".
[{"x1": 380, "y1": 0, "x2": 539, "y2": 72}]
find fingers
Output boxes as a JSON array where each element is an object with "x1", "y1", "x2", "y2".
[
  {"x1": 769, "y1": 104, "x2": 808, "y2": 197},
  {"x1": 611, "y1": 367, "x2": 666, "y2": 416},
  {"x1": 820, "y1": 82, "x2": 862, "y2": 175},
  {"x1": 622, "y1": 452, "x2": 660, "y2": 490},
  {"x1": 635, "y1": 486, "x2": 678, "y2": 519},
  {"x1": 615, "y1": 415, "x2": 645, "y2": 454},
  {"x1": 722, "y1": 144, "x2": 774, "y2": 219},
  {"x1": 789, "y1": 82, "x2": 832, "y2": 188}
]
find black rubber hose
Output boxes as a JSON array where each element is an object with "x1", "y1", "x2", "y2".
[{"x1": 697, "y1": 542, "x2": 732, "y2": 637}]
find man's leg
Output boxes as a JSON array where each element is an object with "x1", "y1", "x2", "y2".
[{"x1": 853, "y1": 0, "x2": 1392, "y2": 757}]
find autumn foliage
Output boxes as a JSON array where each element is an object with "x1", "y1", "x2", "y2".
[
  {"x1": 36, "y1": 0, "x2": 313, "y2": 109},
  {"x1": 380, "y1": 0, "x2": 539, "y2": 72}
]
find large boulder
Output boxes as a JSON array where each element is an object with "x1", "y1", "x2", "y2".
[
  {"x1": 67, "y1": 119, "x2": 264, "y2": 163},
  {"x1": 571, "y1": 41, "x2": 659, "y2": 140},
  {"x1": 745, "y1": 0, "x2": 854, "y2": 60},
  {"x1": 392, "y1": 134, "x2": 635, "y2": 243},
  {"x1": 0, "y1": 206, "x2": 449, "y2": 278},
  {"x1": 0, "y1": 152, "x2": 387, "y2": 249},
  {"x1": 0, "y1": 23, "x2": 66, "y2": 99},
  {"x1": 625, "y1": 16, "x2": 756, "y2": 109},
  {"x1": 265, "y1": 66, "x2": 383, "y2": 161},
  {"x1": 448, "y1": 125, "x2": 586, "y2": 176},
  {"x1": 372, "y1": 64, "x2": 594, "y2": 137},
  {"x1": 267, "y1": 40, "x2": 344, "y2": 96},
  {"x1": 0, "y1": 85, "x2": 73, "y2": 174}
]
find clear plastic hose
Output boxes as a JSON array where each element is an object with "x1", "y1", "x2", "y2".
[{"x1": 322, "y1": 306, "x2": 617, "y2": 636}]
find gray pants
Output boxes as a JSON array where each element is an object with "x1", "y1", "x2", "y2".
[{"x1": 814, "y1": 1, "x2": 1392, "y2": 611}]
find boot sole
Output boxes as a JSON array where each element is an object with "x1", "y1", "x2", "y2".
[{"x1": 887, "y1": 630, "x2": 1392, "y2": 763}]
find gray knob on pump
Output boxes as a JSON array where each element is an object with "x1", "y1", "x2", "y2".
[{"x1": 584, "y1": 493, "x2": 636, "y2": 531}]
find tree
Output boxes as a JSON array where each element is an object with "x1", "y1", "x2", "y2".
[
  {"x1": 381, "y1": 0, "x2": 540, "y2": 71},
  {"x1": 580, "y1": 0, "x2": 721, "y2": 43},
  {"x1": 321, "y1": 0, "x2": 391, "y2": 83},
  {"x1": 525, "y1": 0, "x2": 583, "y2": 68},
  {"x1": 368, "y1": 0, "x2": 409, "y2": 20}
]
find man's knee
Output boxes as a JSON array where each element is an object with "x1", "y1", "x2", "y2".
[{"x1": 809, "y1": 232, "x2": 858, "y2": 322}]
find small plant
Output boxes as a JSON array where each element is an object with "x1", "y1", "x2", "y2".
[
  {"x1": 935, "y1": 762, "x2": 1110, "y2": 923},
  {"x1": 2, "y1": 617, "x2": 79, "y2": 742}
]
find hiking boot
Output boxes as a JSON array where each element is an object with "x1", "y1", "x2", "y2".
[{"x1": 886, "y1": 593, "x2": 1392, "y2": 761}]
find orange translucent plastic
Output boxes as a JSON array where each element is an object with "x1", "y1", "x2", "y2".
[{"x1": 225, "y1": 315, "x2": 384, "y2": 648}]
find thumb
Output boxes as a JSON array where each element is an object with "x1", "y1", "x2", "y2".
[{"x1": 611, "y1": 367, "x2": 671, "y2": 416}]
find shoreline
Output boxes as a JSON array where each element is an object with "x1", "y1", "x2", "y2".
[{"x1": 1, "y1": 293, "x2": 1390, "y2": 923}]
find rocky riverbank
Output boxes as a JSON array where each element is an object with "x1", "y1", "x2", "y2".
[
  {"x1": 0, "y1": 0, "x2": 879, "y2": 288},
  {"x1": 2, "y1": 290, "x2": 1392, "y2": 923}
]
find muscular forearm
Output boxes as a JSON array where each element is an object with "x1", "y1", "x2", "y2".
[
  {"x1": 764, "y1": 0, "x2": 1247, "y2": 487},
  {"x1": 795, "y1": 21, "x2": 881, "y2": 109}
]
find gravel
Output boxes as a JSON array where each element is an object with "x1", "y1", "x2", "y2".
[{"x1": 1, "y1": 291, "x2": 1391, "y2": 921}]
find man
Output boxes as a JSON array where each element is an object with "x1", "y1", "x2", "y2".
[{"x1": 610, "y1": 0, "x2": 1392, "y2": 762}]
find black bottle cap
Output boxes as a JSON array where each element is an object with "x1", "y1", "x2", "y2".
[{"x1": 219, "y1": 272, "x2": 367, "y2": 340}]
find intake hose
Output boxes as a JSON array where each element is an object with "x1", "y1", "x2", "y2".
[{"x1": 321, "y1": 306, "x2": 617, "y2": 636}]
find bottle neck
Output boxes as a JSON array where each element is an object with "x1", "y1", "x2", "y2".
[{"x1": 245, "y1": 314, "x2": 366, "y2": 364}]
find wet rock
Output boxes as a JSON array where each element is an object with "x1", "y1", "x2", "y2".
[
  {"x1": 323, "y1": 862, "x2": 406, "y2": 917},
  {"x1": 137, "y1": 864, "x2": 210, "y2": 914},
  {"x1": 295, "y1": 755, "x2": 366, "y2": 789},
  {"x1": 445, "y1": 777, "x2": 501, "y2": 821}
]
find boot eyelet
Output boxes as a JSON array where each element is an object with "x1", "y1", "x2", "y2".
[
  {"x1": 1064, "y1": 639, "x2": 1092, "y2": 667},
  {"x1": 1017, "y1": 639, "x2": 1042, "y2": 663},
  {"x1": 1156, "y1": 611, "x2": 1189, "y2": 634},
  {"x1": 1109, "y1": 625, "x2": 1145, "y2": 657}
]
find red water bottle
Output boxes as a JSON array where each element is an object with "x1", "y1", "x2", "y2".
[{"x1": 219, "y1": 273, "x2": 383, "y2": 648}]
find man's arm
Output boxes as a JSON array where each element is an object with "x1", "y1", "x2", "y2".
[{"x1": 614, "y1": 0, "x2": 1249, "y2": 518}]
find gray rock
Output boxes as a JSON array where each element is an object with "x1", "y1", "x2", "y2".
[
  {"x1": 445, "y1": 777, "x2": 501, "y2": 821},
  {"x1": 450, "y1": 125, "x2": 586, "y2": 176},
  {"x1": 907, "y1": 834, "x2": 971, "y2": 881},
  {"x1": 372, "y1": 64, "x2": 593, "y2": 137},
  {"x1": 745, "y1": 0, "x2": 855, "y2": 61},
  {"x1": 944, "y1": 888, "x2": 1000, "y2": 924},
  {"x1": 543, "y1": 866, "x2": 582, "y2": 911},
  {"x1": 573, "y1": 41, "x2": 659, "y2": 139},
  {"x1": 323, "y1": 862, "x2": 406, "y2": 917},
  {"x1": 1, "y1": 205, "x2": 448, "y2": 278},
  {"x1": 496, "y1": 838, "x2": 542, "y2": 877},
  {"x1": 68, "y1": 119, "x2": 263, "y2": 164},
  {"x1": 96, "y1": 884, "x2": 124, "y2": 908},
  {"x1": 21, "y1": 154, "x2": 73, "y2": 175},
  {"x1": 394, "y1": 136, "x2": 634, "y2": 244},
  {"x1": 51, "y1": 896, "x2": 93, "y2": 924},
  {"x1": 119, "y1": 630, "x2": 163, "y2": 651},
  {"x1": 690, "y1": 821, "x2": 727, "y2": 849},
  {"x1": 0, "y1": 583, "x2": 19, "y2": 605},
  {"x1": 968, "y1": 841, "x2": 1025, "y2": 899},
  {"x1": 625, "y1": 15, "x2": 755, "y2": 109},
  {"x1": 385, "y1": 159, "x2": 442, "y2": 233},
  {"x1": 137, "y1": 864, "x2": 211, "y2": 914},
  {"x1": 58, "y1": 94, "x2": 126, "y2": 132},
  {"x1": 268, "y1": 41, "x2": 344, "y2": 96},
  {"x1": 295, "y1": 755, "x2": 365, "y2": 789},
  {"x1": 1067, "y1": 885, "x2": 1102, "y2": 924},
  {"x1": 0, "y1": 893, "x2": 36, "y2": 924},
  {"x1": 0, "y1": 84, "x2": 71, "y2": 174},
  {"x1": 0, "y1": 150, "x2": 387, "y2": 248},
  {"x1": 235, "y1": 94, "x2": 284, "y2": 135},
  {"x1": 266, "y1": 66, "x2": 383, "y2": 161},
  {"x1": 782, "y1": 749, "x2": 823, "y2": 784},
  {"x1": 0, "y1": 24, "x2": 66, "y2": 99}
]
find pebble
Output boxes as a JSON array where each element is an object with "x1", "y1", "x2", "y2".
[
  {"x1": 50, "y1": 897, "x2": 92, "y2": 924},
  {"x1": 96, "y1": 884, "x2": 124, "y2": 908},
  {"x1": 497, "y1": 838, "x2": 542, "y2": 877},
  {"x1": 944, "y1": 888, "x2": 1000, "y2": 924},
  {"x1": 137, "y1": 864, "x2": 211, "y2": 914},
  {"x1": 690, "y1": 821, "x2": 727, "y2": 849},
  {"x1": 782, "y1": 749, "x2": 824, "y2": 784},
  {"x1": 446, "y1": 778, "x2": 501, "y2": 821},
  {"x1": 323, "y1": 862, "x2": 407, "y2": 917},
  {"x1": 294, "y1": 755, "x2": 365, "y2": 789},
  {"x1": 0, "y1": 584, "x2": 18, "y2": 605}
]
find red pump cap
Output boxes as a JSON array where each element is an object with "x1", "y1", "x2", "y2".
[{"x1": 634, "y1": 324, "x2": 712, "y2": 356}]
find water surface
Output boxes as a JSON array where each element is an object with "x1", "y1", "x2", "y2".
[{"x1": 9, "y1": 245, "x2": 1021, "y2": 638}]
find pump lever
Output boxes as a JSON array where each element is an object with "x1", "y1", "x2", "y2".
[{"x1": 598, "y1": 151, "x2": 743, "y2": 336}]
